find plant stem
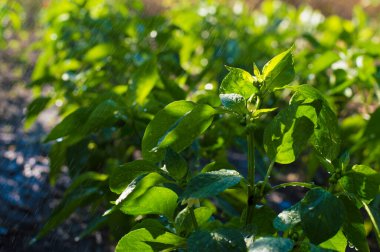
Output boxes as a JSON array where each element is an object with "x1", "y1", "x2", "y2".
[
  {"x1": 271, "y1": 182, "x2": 316, "y2": 191},
  {"x1": 189, "y1": 206, "x2": 198, "y2": 230},
  {"x1": 362, "y1": 200, "x2": 380, "y2": 247},
  {"x1": 246, "y1": 130, "x2": 255, "y2": 225},
  {"x1": 260, "y1": 160, "x2": 275, "y2": 195}
]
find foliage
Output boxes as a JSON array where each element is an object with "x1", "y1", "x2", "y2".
[{"x1": 26, "y1": 0, "x2": 380, "y2": 251}]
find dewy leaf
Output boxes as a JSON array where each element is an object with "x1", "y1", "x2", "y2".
[
  {"x1": 249, "y1": 237, "x2": 294, "y2": 252},
  {"x1": 290, "y1": 85, "x2": 341, "y2": 161},
  {"x1": 300, "y1": 188, "x2": 345, "y2": 244},
  {"x1": 165, "y1": 148, "x2": 188, "y2": 181},
  {"x1": 318, "y1": 229, "x2": 347, "y2": 252},
  {"x1": 188, "y1": 228, "x2": 246, "y2": 252},
  {"x1": 219, "y1": 66, "x2": 258, "y2": 99},
  {"x1": 182, "y1": 169, "x2": 243, "y2": 199},
  {"x1": 156, "y1": 103, "x2": 217, "y2": 152},
  {"x1": 142, "y1": 101, "x2": 195, "y2": 162},
  {"x1": 262, "y1": 46, "x2": 295, "y2": 92},
  {"x1": 273, "y1": 202, "x2": 301, "y2": 232},
  {"x1": 109, "y1": 160, "x2": 158, "y2": 194},
  {"x1": 219, "y1": 93, "x2": 247, "y2": 115},
  {"x1": 339, "y1": 164, "x2": 380, "y2": 202},
  {"x1": 264, "y1": 104, "x2": 314, "y2": 164},
  {"x1": 115, "y1": 228, "x2": 185, "y2": 252},
  {"x1": 339, "y1": 195, "x2": 370, "y2": 252}
]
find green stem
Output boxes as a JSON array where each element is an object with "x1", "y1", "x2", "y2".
[
  {"x1": 271, "y1": 182, "x2": 316, "y2": 191},
  {"x1": 189, "y1": 206, "x2": 198, "y2": 230},
  {"x1": 246, "y1": 130, "x2": 255, "y2": 225},
  {"x1": 362, "y1": 200, "x2": 380, "y2": 247},
  {"x1": 260, "y1": 160, "x2": 275, "y2": 195}
]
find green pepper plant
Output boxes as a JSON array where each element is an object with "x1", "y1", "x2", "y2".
[{"x1": 107, "y1": 47, "x2": 380, "y2": 251}]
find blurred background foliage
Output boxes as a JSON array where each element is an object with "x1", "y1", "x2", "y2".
[{"x1": 1, "y1": 0, "x2": 380, "y2": 249}]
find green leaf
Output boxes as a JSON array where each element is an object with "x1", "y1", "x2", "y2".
[
  {"x1": 339, "y1": 164, "x2": 380, "y2": 202},
  {"x1": 309, "y1": 51, "x2": 340, "y2": 74},
  {"x1": 188, "y1": 228, "x2": 246, "y2": 252},
  {"x1": 48, "y1": 141, "x2": 67, "y2": 185},
  {"x1": 219, "y1": 93, "x2": 247, "y2": 115},
  {"x1": 126, "y1": 59, "x2": 158, "y2": 105},
  {"x1": 120, "y1": 186, "x2": 178, "y2": 220},
  {"x1": 219, "y1": 66, "x2": 258, "y2": 99},
  {"x1": 249, "y1": 237, "x2": 294, "y2": 252},
  {"x1": 182, "y1": 169, "x2": 243, "y2": 199},
  {"x1": 339, "y1": 195, "x2": 370, "y2": 252},
  {"x1": 249, "y1": 205, "x2": 276, "y2": 236},
  {"x1": 115, "y1": 228, "x2": 185, "y2": 252},
  {"x1": 142, "y1": 101, "x2": 195, "y2": 162},
  {"x1": 82, "y1": 99, "x2": 119, "y2": 133},
  {"x1": 262, "y1": 46, "x2": 295, "y2": 92},
  {"x1": 253, "y1": 63, "x2": 262, "y2": 82},
  {"x1": 174, "y1": 207, "x2": 213, "y2": 235},
  {"x1": 109, "y1": 160, "x2": 158, "y2": 194},
  {"x1": 165, "y1": 148, "x2": 188, "y2": 181},
  {"x1": 115, "y1": 172, "x2": 178, "y2": 220},
  {"x1": 264, "y1": 104, "x2": 315, "y2": 164},
  {"x1": 25, "y1": 96, "x2": 51, "y2": 129},
  {"x1": 318, "y1": 229, "x2": 347, "y2": 252},
  {"x1": 273, "y1": 202, "x2": 301, "y2": 232},
  {"x1": 64, "y1": 171, "x2": 108, "y2": 197},
  {"x1": 44, "y1": 107, "x2": 91, "y2": 142},
  {"x1": 155, "y1": 103, "x2": 217, "y2": 152},
  {"x1": 300, "y1": 188, "x2": 345, "y2": 244},
  {"x1": 252, "y1": 107, "x2": 277, "y2": 118},
  {"x1": 363, "y1": 107, "x2": 380, "y2": 139},
  {"x1": 290, "y1": 85, "x2": 341, "y2": 161}
]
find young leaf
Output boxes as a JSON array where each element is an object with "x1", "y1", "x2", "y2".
[
  {"x1": 182, "y1": 169, "x2": 243, "y2": 199},
  {"x1": 142, "y1": 101, "x2": 195, "y2": 162},
  {"x1": 249, "y1": 237, "x2": 294, "y2": 252},
  {"x1": 155, "y1": 103, "x2": 217, "y2": 152},
  {"x1": 109, "y1": 160, "x2": 158, "y2": 194},
  {"x1": 339, "y1": 195, "x2": 370, "y2": 252},
  {"x1": 115, "y1": 228, "x2": 185, "y2": 252},
  {"x1": 273, "y1": 202, "x2": 301, "y2": 232},
  {"x1": 188, "y1": 228, "x2": 246, "y2": 252},
  {"x1": 165, "y1": 148, "x2": 188, "y2": 181},
  {"x1": 318, "y1": 229, "x2": 347, "y2": 252},
  {"x1": 262, "y1": 46, "x2": 295, "y2": 92},
  {"x1": 300, "y1": 188, "x2": 345, "y2": 244},
  {"x1": 339, "y1": 164, "x2": 380, "y2": 202},
  {"x1": 219, "y1": 93, "x2": 247, "y2": 115},
  {"x1": 219, "y1": 66, "x2": 258, "y2": 99},
  {"x1": 264, "y1": 104, "x2": 314, "y2": 164}
]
